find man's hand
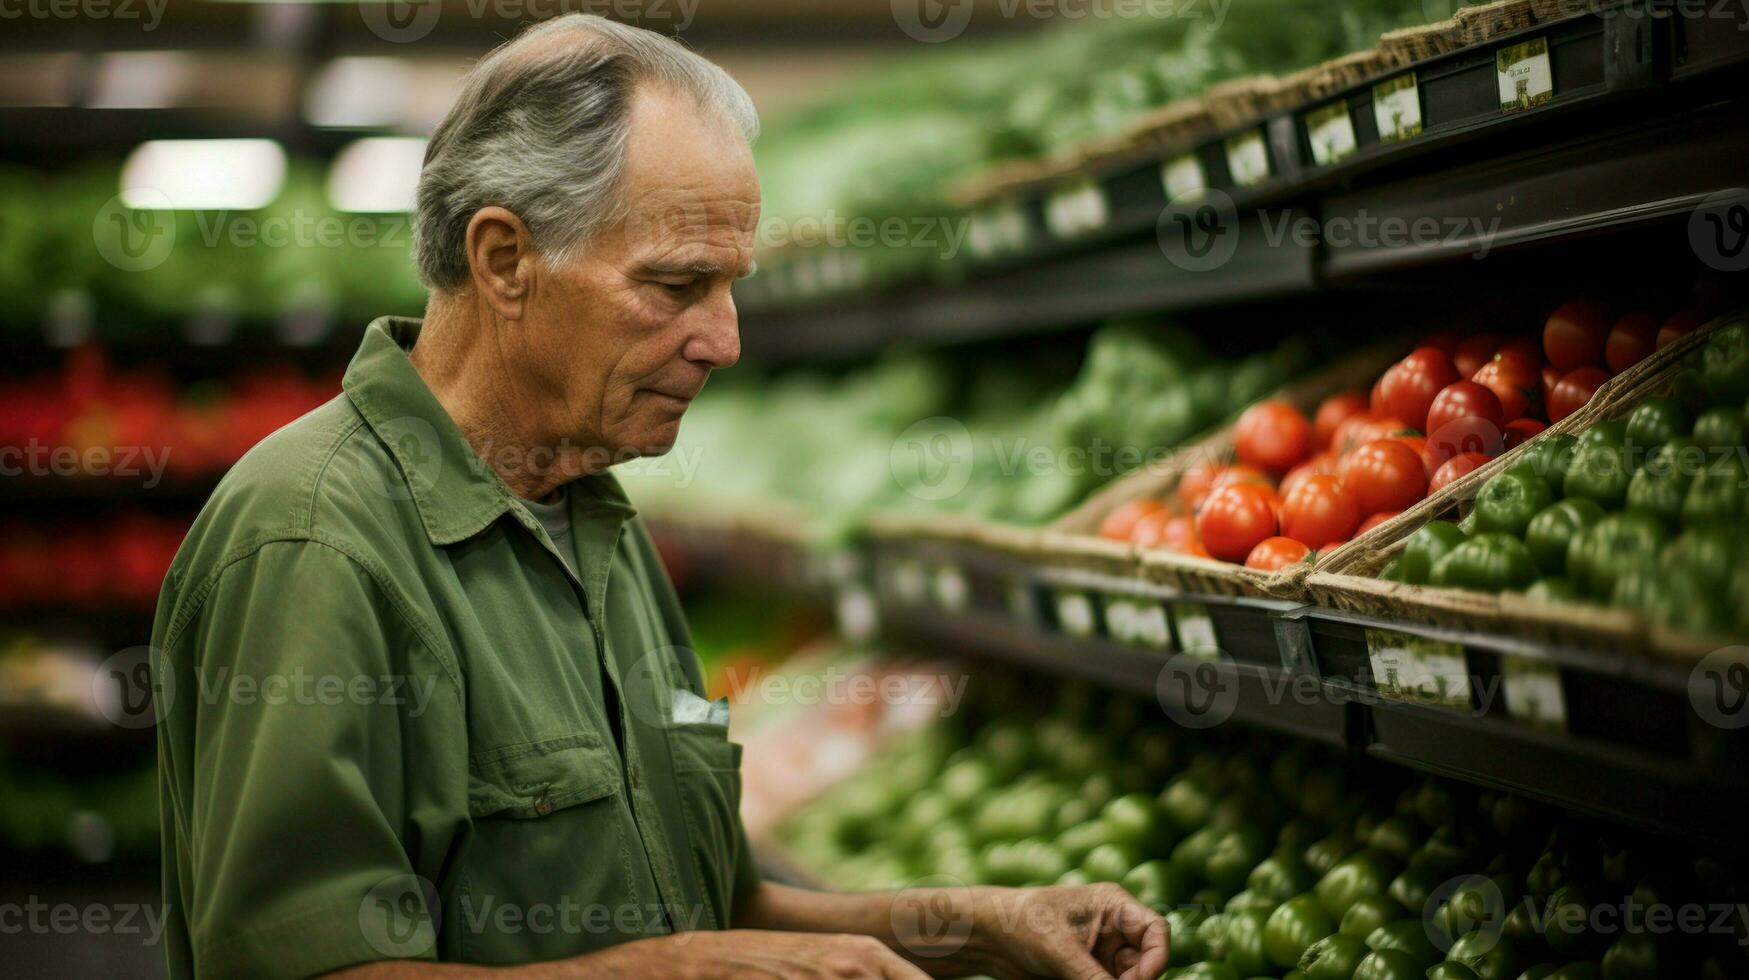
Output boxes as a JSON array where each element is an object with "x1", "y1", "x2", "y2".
[{"x1": 967, "y1": 883, "x2": 1168, "y2": 980}]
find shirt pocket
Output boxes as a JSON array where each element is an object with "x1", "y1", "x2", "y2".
[
  {"x1": 665, "y1": 723, "x2": 744, "y2": 931},
  {"x1": 459, "y1": 734, "x2": 646, "y2": 964}
]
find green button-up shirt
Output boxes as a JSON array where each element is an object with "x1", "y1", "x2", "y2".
[{"x1": 152, "y1": 317, "x2": 757, "y2": 980}]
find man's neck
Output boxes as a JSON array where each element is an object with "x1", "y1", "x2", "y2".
[{"x1": 409, "y1": 296, "x2": 597, "y2": 503}]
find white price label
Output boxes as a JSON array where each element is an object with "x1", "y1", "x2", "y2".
[
  {"x1": 1502, "y1": 655, "x2": 1567, "y2": 731},
  {"x1": 967, "y1": 202, "x2": 1029, "y2": 259},
  {"x1": 1366, "y1": 629, "x2": 1471, "y2": 709},
  {"x1": 1372, "y1": 73, "x2": 1423, "y2": 144},
  {"x1": 1045, "y1": 180, "x2": 1110, "y2": 239},
  {"x1": 1306, "y1": 101, "x2": 1358, "y2": 166},
  {"x1": 1224, "y1": 131, "x2": 1270, "y2": 187},
  {"x1": 1056, "y1": 591, "x2": 1097, "y2": 638},
  {"x1": 932, "y1": 565, "x2": 969, "y2": 611},
  {"x1": 1162, "y1": 153, "x2": 1207, "y2": 202},
  {"x1": 1103, "y1": 597, "x2": 1169, "y2": 648},
  {"x1": 1173, "y1": 604, "x2": 1220, "y2": 657},
  {"x1": 889, "y1": 560, "x2": 928, "y2": 605},
  {"x1": 836, "y1": 586, "x2": 878, "y2": 644},
  {"x1": 1497, "y1": 37, "x2": 1553, "y2": 113}
]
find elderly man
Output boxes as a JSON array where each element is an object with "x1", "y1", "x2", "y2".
[{"x1": 152, "y1": 14, "x2": 1166, "y2": 980}]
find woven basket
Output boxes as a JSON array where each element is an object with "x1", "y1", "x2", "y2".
[
  {"x1": 1302, "y1": 49, "x2": 1393, "y2": 101},
  {"x1": 1379, "y1": 20, "x2": 1466, "y2": 67},
  {"x1": 1457, "y1": 0, "x2": 1540, "y2": 43},
  {"x1": 1306, "y1": 311, "x2": 1744, "y2": 661},
  {"x1": 1204, "y1": 76, "x2": 1286, "y2": 131}
]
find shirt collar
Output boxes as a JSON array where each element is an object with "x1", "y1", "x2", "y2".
[{"x1": 342, "y1": 316, "x2": 635, "y2": 546}]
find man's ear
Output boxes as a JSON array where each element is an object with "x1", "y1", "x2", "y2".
[{"x1": 465, "y1": 206, "x2": 535, "y2": 321}]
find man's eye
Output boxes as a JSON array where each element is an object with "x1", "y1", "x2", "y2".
[{"x1": 659, "y1": 280, "x2": 696, "y2": 295}]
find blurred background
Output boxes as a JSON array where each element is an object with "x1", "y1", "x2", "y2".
[{"x1": 4, "y1": 0, "x2": 1749, "y2": 977}]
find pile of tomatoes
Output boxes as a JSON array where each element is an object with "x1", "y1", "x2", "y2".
[{"x1": 1097, "y1": 301, "x2": 1705, "y2": 572}]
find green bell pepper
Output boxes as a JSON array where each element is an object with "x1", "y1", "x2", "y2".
[
  {"x1": 1299, "y1": 933, "x2": 1370, "y2": 980},
  {"x1": 1624, "y1": 398, "x2": 1692, "y2": 454},
  {"x1": 1353, "y1": 949, "x2": 1427, "y2": 980},
  {"x1": 1340, "y1": 894, "x2": 1405, "y2": 938},
  {"x1": 1563, "y1": 442, "x2": 1632, "y2": 510},
  {"x1": 1566, "y1": 513, "x2": 1667, "y2": 598},
  {"x1": 1524, "y1": 496, "x2": 1604, "y2": 576},
  {"x1": 1691, "y1": 407, "x2": 1746, "y2": 455},
  {"x1": 1399, "y1": 521, "x2": 1469, "y2": 585},
  {"x1": 1317, "y1": 850, "x2": 1399, "y2": 920},
  {"x1": 1264, "y1": 894, "x2": 1335, "y2": 969},
  {"x1": 1475, "y1": 471, "x2": 1556, "y2": 538},
  {"x1": 1431, "y1": 534, "x2": 1538, "y2": 591}
]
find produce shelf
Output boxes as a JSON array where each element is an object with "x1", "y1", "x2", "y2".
[
  {"x1": 853, "y1": 527, "x2": 1749, "y2": 849},
  {"x1": 737, "y1": 2, "x2": 1749, "y2": 361}
]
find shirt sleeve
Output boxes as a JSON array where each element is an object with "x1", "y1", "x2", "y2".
[{"x1": 157, "y1": 540, "x2": 455, "y2": 980}]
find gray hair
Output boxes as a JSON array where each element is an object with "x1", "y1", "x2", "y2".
[{"x1": 412, "y1": 14, "x2": 759, "y2": 291}]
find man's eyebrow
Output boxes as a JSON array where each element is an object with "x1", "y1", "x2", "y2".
[{"x1": 642, "y1": 259, "x2": 727, "y2": 278}]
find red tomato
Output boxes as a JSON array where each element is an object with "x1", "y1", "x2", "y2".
[
  {"x1": 1100, "y1": 498, "x2": 1168, "y2": 542},
  {"x1": 1543, "y1": 299, "x2": 1612, "y2": 370},
  {"x1": 1245, "y1": 536, "x2": 1311, "y2": 572},
  {"x1": 1548, "y1": 366, "x2": 1609, "y2": 423},
  {"x1": 1494, "y1": 336, "x2": 1544, "y2": 370},
  {"x1": 1394, "y1": 435, "x2": 1431, "y2": 476},
  {"x1": 1338, "y1": 439, "x2": 1430, "y2": 514},
  {"x1": 1378, "y1": 347, "x2": 1459, "y2": 432},
  {"x1": 1358, "y1": 416, "x2": 1419, "y2": 446},
  {"x1": 1235, "y1": 401, "x2": 1313, "y2": 473},
  {"x1": 1197, "y1": 484, "x2": 1281, "y2": 564},
  {"x1": 1425, "y1": 381, "x2": 1505, "y2": 466},
  {"x1": 1429, "y1": 452, "x2": 1492, "y2": 494},
  {"x1": 1604, "y1": 312, "x2": 1659, "y2": 374},
  {"x1": 1472, "y1": 354, "x2": 1542, "y2": 421},
  {"x1": 1357, "y1": 511, "x2": 1400, "y2": 535},
  {"x1": 1369, "y1": 376, "x2": 1387, "y2": 416},
  {"x1": 1656, "y1": 310, "x2": 1701, "y2": 350},
  {"x1": 1313, "y1": 392, "x2": 1370, "y2": 451},
  {"x1": 1503, "y1": 417, "x2": 1547, "y2": 450},
  {"x1": 1130, "y1": 508, "x2": 1175, "y2": 548},
  {"x1": 1280, "y1": 451, "x2": 1340, "y2": 500},
  {"x1": 1208, "y1": 463, "x2": 1273, "y2": 494},
  {"x1": 1332, "y1": 412, "x2": 1377, "y2": 456},
  {"x1": 1280, "y1": 475, "x2": 1362, "y2": 548},
  {"x1": 1160, "y1": 516, "x2": 1207, "y2": 556},
  {"x1": 1454, "y1": 333, "x2": 1501, "y2": 378},
  {"x1": 1176, "y1": 459, "x2": 1222, "y2": 514},
  {"x1": 1420, "y1": 330, "x2": 1460, "y2": 356}
]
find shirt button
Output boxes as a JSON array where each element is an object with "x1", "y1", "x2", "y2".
[{"x1": 534, "y1": 796, "x2": 554, "y2": 817}]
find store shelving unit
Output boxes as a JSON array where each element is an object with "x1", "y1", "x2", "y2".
[{"x1": 662, "y1": 2, "x2": 1749, "y2": 851}]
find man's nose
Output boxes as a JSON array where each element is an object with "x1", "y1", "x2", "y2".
[{"x1": 684, "y1": 296, "x2": 741, "y2": 369}]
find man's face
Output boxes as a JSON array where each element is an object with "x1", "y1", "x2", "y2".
[{"x1": 513, "y1": 84, "x2": 758, "y2": 464}]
